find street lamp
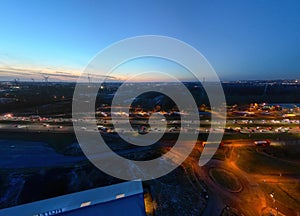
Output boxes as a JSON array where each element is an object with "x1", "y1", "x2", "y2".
[{"x1": 269, "y1": 192, "x2": 277, "y2": 215}]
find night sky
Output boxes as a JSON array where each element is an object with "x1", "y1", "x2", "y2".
[{"x1": 0, "y1": 0, "x2": 299, "y2": 81}]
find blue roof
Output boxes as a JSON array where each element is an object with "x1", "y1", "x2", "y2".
[
  {"x1": 61, "y1": 193, "x2": 145, "y2": 216},
  {"x1": 0, "y1": 180, "x2": 146, "y2": 216}
]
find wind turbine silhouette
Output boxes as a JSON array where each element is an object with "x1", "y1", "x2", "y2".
[
  {"x1": 45, "y1": 76, "x2": 49, "y2": 83},
  {"x1": 39, "y1": 73, "x2": 50, "y2": 87},
  {"x1": 42, "y1": 75, "x2": 49, "y2": 84},
  {"x1": 88, "y1": 73, "x2": 91, "y2": 84},
  {"x1": 14, "y1": 78, "x2": 19, "y2": 84}
]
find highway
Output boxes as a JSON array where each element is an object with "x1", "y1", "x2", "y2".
[{"x1": 0, "y1": 116, "x2": 299, "y2": 135}]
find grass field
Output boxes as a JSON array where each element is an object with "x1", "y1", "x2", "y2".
[
  {"x1": 259, "y1": 182, "x2": 300, "y2": 215},
  {"x1": 263, "y1": 145, "x2": 300, "y2": 161},
  {"x1": 233, "y1": 144, "x2": 300, "y2": 215},
  {"x1": 235, "y1": 147, "x2": 300, "y2": 174},
  {"x1": 223, "y1": 132, "x2": 300, "y2": 140},
  {"x1": 209, "y1": 168, "x2": 242, "y2": 192}
]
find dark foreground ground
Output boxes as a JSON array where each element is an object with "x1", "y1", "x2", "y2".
[{"x1": 0, "y1": 131, "x2": 299, "y2": 216}]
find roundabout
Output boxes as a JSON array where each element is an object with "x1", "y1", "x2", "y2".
[{"x1": 209, "y1": 167, "x2": 243, "y2": 193}]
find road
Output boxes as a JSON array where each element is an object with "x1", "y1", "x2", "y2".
[
  {"x1": 197, "y1": 140, "x2": 300, "y2": 216},
  {"x1": 1, "y1": 115, "x2": 300, "y2": 135}
]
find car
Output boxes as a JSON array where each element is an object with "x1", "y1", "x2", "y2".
[
  {"x1": 97, "y1": 125, "x2": 107, "y2": 132},
  {"x1": 168, "y1": 127, "x2": 176, "y2": 132},
  {"x1": 254, "y1": 140, "x2": 270, "y2": 146}
]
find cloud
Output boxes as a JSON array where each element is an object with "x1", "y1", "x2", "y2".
[
  {"x1": 0, "y1": 66, "x2": 77, "y2": 81},
  {"x1": 0, "y1": 68, "x2": 37, "y2": 76},
  {"x1": 0, "y1": 66, "x2": 121, "y2": 82}
]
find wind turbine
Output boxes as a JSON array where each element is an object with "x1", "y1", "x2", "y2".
[
  {"x1": 263, "y1": 83, "x2": 268, "y2": 95},
  {"x1": 88, "y1": 73, "x2": 91, "y2": 84},
  {"x1": 43, "y1": 75, "x2": 49, "y2": 84},
  {"x1": 39, "y1": 72, "x2": 49, "y2": 82},
  {"x1": 14, "y1": 78, "x2": 18, "y2": 85}
]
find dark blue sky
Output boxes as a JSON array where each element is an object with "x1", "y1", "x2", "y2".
[{"x1": 0, "y1": 0, "x2": 299, "y2": 81}]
